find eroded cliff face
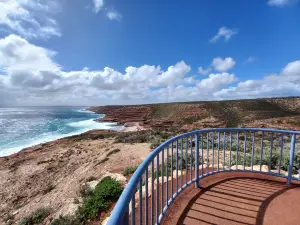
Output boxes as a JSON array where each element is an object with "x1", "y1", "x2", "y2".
[{"x1": 88, "y1": 97, "x2": 300, "y2": 131}]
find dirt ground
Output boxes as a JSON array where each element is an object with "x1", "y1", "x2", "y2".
[{"x1": 0, "y1": 132, "x2": 151, "y2": 224}]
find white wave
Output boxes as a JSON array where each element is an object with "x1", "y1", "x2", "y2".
[{"x1": 0, "y1": 119, "x2": 122, "y2": 157}]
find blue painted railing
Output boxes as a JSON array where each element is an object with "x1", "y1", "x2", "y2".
[{"x1": 107, "y1": 128, "x2": 300, "y2": 225}]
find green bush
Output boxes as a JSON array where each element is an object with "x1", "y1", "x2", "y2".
[
  {"x1": 123, "y1": 166, "x2": 138, "y2": 176},
  {"x1": 230, "y1": 149, "x2": 300, "y2": 173},
  {"x1": 78, "y1": 177, "x2": 123, "y2": 222},
  {"x1": 51, "y1": 177, "x2": 123, "y2": 225},
  {"x1": 19, "y1": 208, "x2": 50, "y2": 225},
  {"x1": 50, "y1": 215, "x2": 79, "y2": 225}
]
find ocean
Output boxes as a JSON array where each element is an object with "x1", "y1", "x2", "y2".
[{"x1": 0, "y1": 107, "x2": 122, "y2": 157}]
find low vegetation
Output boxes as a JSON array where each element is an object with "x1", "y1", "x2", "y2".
[
  {"x1": 50, "y1": 176, "x2": 123, "y2": 225},
  {"x1": 19, "y1": 208, "x2": 51, "y2": 225},
  {"x1": 123, "y1": 166, "x2": 139, "y2": 176},
  {"x1": 230, "y1": 148, "x2": 300, "y2": 174}
]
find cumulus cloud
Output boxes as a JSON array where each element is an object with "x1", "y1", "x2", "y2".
[
  {"x1": 93, "y1": 0, "x2": 104, "y2": 13},
  {"x1": 198, "y1": 66, "x2": 211, "y2": 75},
  {"x1": 106, "y1": 10, "x2": 122, "y2": 21},
  {"x1": 210, "y1": 27, "x2": 238, "y2": 43},
  {"x1": 267, "y1": 0, "x2": 298, "y2": 6},
  {"x1": 1, "y1": 34, "x2": 300, "y2": 106},
  {"x1": 0, "y1": 0, "x2": 61, "y2": 39},
  {"x1": 214, "y1": 60, "x2": 300, "y2": 99},
  {"x1": 197, "y1": 73, "x2": 237, "y2": 89},
  {"x1": 212, "y1": 57, "x2": 236, "y2": 72}
]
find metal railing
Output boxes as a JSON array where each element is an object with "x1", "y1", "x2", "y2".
[{"x1": 107, "y1": 128, "x2": 300, "y2": 225}]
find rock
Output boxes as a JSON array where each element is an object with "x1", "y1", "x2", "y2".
[
  {"x1": 230, "y1": 164, "x2": 269, "y2": 172},
  {"x1": 53, "y1": 202, "x2": 78, "y2": 219}
]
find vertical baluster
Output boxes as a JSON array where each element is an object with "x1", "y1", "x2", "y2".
[
  {"x1": 195, "y1": 134, "x2": 200, "y2": 188},
  {"x1": 145, "y1": 167, "x2": 148, "y2": 225},
  {"x1": 206, "y1": 133, "x2": 209, "y2": 174},
  {"x1": 139, "y1": 178, "x2": 143, "y2": 225},
  {"x1": 161, "y1": 149, "x2": 164, "y2": 215},
  {"x1": 186, "y1": 136, "x2": 188, "y2": 185},
  {"x1": 223, "y1": 132, "x2": 226, "y2": 170},
  {"x1": 151, "y1": 160, "x2": 154, "y2": 225},
  {"x1": 229, "y1": 132, "x2": 232, "y2": 169},
  {"x1": 243, "y1": 132, "x2": 247, "y2": 170},
  {"x1": 181, "y1": 138, "x2": 183, "y2": 187},
  {"x1": 279, "y1": 135, "x2": 284, "y2": 175},
  {"x1": 176, "y1": 140, "x2": 178, "y2": 194},
  {"x1": 217, "y1": 132, "x2": 220, "y2": 171},
  {"x1": 201, "y1": 133, "x2": 204, "y2": 176},
  {"x1": 166, "y1": 146, "x2": 169, "y2": 207},
  {"x1": 212, "y1": 133, "x2": 215, "y2": 171},
  {"x1": 269, "y1": 133, "x2": 273, "y2": 173},
  {"x1": 260, "y1": 132, "x2": 264, "y2": 172},
  {"x1": 287, "y1": 134, "x2": 296, "y2": 184},
  {"x1": 156, "y1": 155, "x2": 159, "y2": 223},
  {"x1": 132, "y1": 194, "x2": 135, "y2": 225},
  {"x1": 251, "y1": 132, "x2": 255, "y2": 171},
  {"x1": 236, "y1": 132, "x2": 239, "y2": 170},
  {"x1": 171, "y1": 143, "x2": 174, "y2": 200},
  {"x1": 190, "y1": 135, "x2": 193, "y2": 181},
  {"x1": 123, "y1": 206, "x2": 129, "y2": 225}
]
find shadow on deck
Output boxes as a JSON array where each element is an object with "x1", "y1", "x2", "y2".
[{"x1": 162, "y1": 172, "x2": 300, "y2": 225}]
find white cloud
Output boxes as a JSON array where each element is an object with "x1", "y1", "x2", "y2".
[
  {"x1": 244, "y1": 57, "x2": 256, "y2": 64},
  {"x1": 106, "y1": 10, "x2": 122, "y2": 21},
  {"x1": 267, "y1": 0, "x2": 298, "y2": 7},
  {"x1": 0, "y1": 0, "x2": 61, "y2": 39},
  {"x1": 212, "y1": 57, "x2": 236, "y2": 72},
  {"x1": 93, "y1": 0, "x2": 104, "y2": 13},
  {"x1": 198, "y1": 66, "x2": 211, "y2": 75},
  {"x1": 210, "y1": 27, "x2": 238, "y2": 43},
  {"x1": 1, "y1": 34, "x2": 300, "y2": 106},
  {"x1": 214, "y1": 60, "x2": 300, "y2": 99},
  {"x1": 197, "y1": 73, "x2": 237, "y2": 89}
]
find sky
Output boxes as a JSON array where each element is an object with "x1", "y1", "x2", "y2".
[{"x1": 0, "y1": 0, "x2": 300, "y2": 106}]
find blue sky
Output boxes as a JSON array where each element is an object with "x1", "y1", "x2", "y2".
[{"x1": 0, "y1": 0, "x2": 300, "y2": 106}]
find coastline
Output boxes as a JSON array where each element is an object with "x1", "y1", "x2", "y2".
[
  {"x1": 0, "y1": 106, "x2": 147, "y2": 159},
  {"x1": 0, "y1": 108, "x2": 124, "y2": 158}
]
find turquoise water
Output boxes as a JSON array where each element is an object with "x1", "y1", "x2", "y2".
[{"x1": 0, "y1": 107, "x2": 122, "y2": 157}]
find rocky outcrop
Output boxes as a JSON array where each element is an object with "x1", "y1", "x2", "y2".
[{"x1": 88, "y1": 97, "x2": 300, "y2": 131}]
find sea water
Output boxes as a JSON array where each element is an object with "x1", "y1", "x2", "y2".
[{"x1": 0, "y1": 107, "x2": 122, "y2": 157}]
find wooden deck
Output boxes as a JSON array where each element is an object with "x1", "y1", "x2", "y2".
[{"x1": 161, "y1": 171, "x2": 300, "y2": 225}]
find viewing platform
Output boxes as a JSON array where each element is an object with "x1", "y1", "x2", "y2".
[{"x1": 107, "y1": 128, "x2": 300, "y2": 225}]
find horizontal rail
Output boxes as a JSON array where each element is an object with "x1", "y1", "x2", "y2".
[{"x1": 107, "y1": 128, "x2": 300, "y2": 225}]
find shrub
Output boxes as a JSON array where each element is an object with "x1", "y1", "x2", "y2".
[
  {"x1": 50, "y1": 215, "x2": 78, "y2": 225},
  {"x1": 123, "y1": 166, "x2": 138, "y2": 176},
  {"x1": 53, "y1": 177, "x2": 123, "y2": 225},
  {"x1": 19, "y1": 208, "x2": 50, "y2": 225},
  {"x1": 79, "y1": 184, "x2": 93, "y2": 198},
  {"x1": 115, "y1": 131, "x2": 153, "y2": 143},
  {"x1": 230, "y1": 148, "x2": 300, "y2": 173},
  {"x1": 106, "y1": 149, "x2": 120, "y2": 157},
  {"x1": 150, "y1": 138, "x2": 161, "y2": 149},
  {"x1": 77, "y1": 177, "x2": 123, "y2": 222}
]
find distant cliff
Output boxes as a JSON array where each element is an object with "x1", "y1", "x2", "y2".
[{"x1": 88, "y1": 97, "x2": 300, "y2": 131}]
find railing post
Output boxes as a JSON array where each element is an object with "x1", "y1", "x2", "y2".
[
  {"x1": 195, "y1": 134, "x2": 200, "y2": 188},
  {"x1": 287, "y1": 134, "x2": 296, "y2": 184},
  {"x1": 122, "y1": 206, "x2": 129, "y2": 225}
]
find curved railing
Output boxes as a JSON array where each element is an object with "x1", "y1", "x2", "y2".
[{"x1": 107, "y1": 128, "x2": 300, "y2": 225}]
